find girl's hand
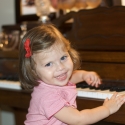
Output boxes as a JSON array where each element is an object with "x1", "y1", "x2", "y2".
[
  {"x1": 103, "y1": 92, "x2": 125, "y2": 115},
  {"x1": 83, "y1": 71, "x2": 101, "y2": 87}
]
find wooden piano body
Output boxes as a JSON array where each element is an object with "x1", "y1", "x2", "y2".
[
  {"x1": 0, "y1": 6, "x2": 125, "y2": 125},
  {"x1": 65, "y1": 6, "x2": 125, "y2": 124}
]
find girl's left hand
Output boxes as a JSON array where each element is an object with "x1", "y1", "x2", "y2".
[{"x1": 84, "y1": 71, "x2": 101, "y2": 87}]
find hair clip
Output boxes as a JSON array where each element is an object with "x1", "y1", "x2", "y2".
[{"x1": 24, "y1": 39, "x2": 32, "y2": 58}]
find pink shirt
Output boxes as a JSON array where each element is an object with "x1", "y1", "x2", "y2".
[{"x1": 24, "y1": 81, "x2": 77, "y2": 125}]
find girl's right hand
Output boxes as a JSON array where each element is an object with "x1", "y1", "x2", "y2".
[{"x1": 103, "y1": 92, "x2": 125, "y2": 115}]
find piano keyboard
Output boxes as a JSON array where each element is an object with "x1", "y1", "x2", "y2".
[
  {"x1": 77, "y1": 88, "x2": 125, "y2": 99},
  {"x1": 0, "y1": 80, "x2": 21, "y2": 90},
  {"x1": 0, "y1": 80, "x2": 125, "y2": 100},
  {"x1": 76, "y1": 80, "x2": 125, "y2": 99}
]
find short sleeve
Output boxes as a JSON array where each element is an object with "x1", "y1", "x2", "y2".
[{"x1": 40, "y1": 93, "x2": 70, "y2": 119}]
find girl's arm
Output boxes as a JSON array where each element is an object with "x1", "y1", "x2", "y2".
[
  {"x1": 70, "y1": 70, "x2": 101, "y2": 87},
  {"x1": 55, "y1": 105, "x2": 109, "y2": 125},
  {"x1": 54, "y1": 93, "x2": 125, "y2": 125}
]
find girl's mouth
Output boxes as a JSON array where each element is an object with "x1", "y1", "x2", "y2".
[{"x1": 56, "y1": 73, "x2": 67, "y2": 81}]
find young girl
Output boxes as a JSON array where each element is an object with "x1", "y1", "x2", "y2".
[{"x1": 19, "y1": 24, "x2": 125, "y2": 125}]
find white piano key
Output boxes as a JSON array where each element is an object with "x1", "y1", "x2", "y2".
[
  {"x1": 77, "y1": 88, "x2": 125, "y2": 100},
  {"x1": 0, "y1": 80, "x2": 21, "y2": 90}
]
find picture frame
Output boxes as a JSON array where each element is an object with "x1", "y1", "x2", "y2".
[{"x1": 15, "y1": 0, "x2": 38, "y2": 23}]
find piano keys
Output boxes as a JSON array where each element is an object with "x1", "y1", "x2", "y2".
[
  {"x1": 0, "y1": 79, "x2": 125, "y2": 100},
  {"x1": 0, "y1": 80, "x2": 21, "y2": 90},
  {"x1": 76, "y1": 80, "x2": 125, "y2": 100},
  {"x1": 77, "y1": 88, "x2": 125, "y2": 99}
]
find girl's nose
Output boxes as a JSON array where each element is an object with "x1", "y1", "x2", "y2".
[{"x1": 56, "y1": 62, "x2": 65, "y2": 71}]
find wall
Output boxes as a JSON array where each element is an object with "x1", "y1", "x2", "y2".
[
  {"x1": 0, "y1": 106, "x2": 15, "y2": 125},
  {"x1": 0, "y1": 0, "x2": 15, "y2": 32},
  {"x1": 0, "y1": 0, "x2": 15, "y2": 124}
]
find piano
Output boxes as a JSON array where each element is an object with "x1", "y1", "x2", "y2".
[
  {"x1": 66, "y1": 6, "x2": 125, "y2": 125},
  {"x1": 1, "y1": 6, "x2": 125, "y2": 125}
]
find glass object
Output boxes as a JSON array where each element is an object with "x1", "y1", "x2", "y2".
[
  {"x1": 0, "y1": 31, "x2": 20, "y2": 51},
  {"x1": 35, "y1": 0, "x2": 50, "y2": 23}
]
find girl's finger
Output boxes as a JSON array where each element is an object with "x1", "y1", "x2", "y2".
[
  {"x1": 105, "y1": 97, "x2": 109, "y2": 102},
  {"x1": 110, "y1": 92, "x2": 118, "y2": 99}
]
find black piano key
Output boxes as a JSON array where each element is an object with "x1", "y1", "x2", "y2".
[
  {"x1": 0, "y1": 75, "x2": 19, "y2": 81},
  {"x1": 76, "y1": 82, "x2": 89, "y2": 88},
  {"x1": 115, "y1": 86, "x2": 125, "y2": 92},
  {"x1": 6, "y1": 75, "x2": 14, "y2": 80},
  {"x1": 0, "y1": 75, "x2": 6, "y2": 80},
  {"x1": 99, "y1": 83, "x2": 113, "y2": 90},
  {"x1": 77, "y1": 79, "x2": 125, "y2": 92},
  {"x1": 89, "y1": 86, "x2": 96, "y2": 89},
  {"x1": 110, "y1": 86, "x2": 117, "y2": 91}
]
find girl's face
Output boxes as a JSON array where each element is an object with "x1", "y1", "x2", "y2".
[{"x1": 33, "y1": 44, "x2": 73, "y2": 86}]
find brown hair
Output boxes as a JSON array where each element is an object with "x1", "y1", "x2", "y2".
[{"x1": 19, "y1": 24, "x2": 80, "y2": 90}]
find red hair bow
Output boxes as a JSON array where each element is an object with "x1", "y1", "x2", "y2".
[{"x1": 24, "y1": 39, "x2": 32, "y2": 58}]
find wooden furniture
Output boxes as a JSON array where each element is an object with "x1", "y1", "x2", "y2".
[
  {"x1": 65, "y1": 6, "x2": 125, "y2": 124},
  {"x1": 0, "y1": 6, "x2": 125, "y2": 125},
  {"x1": 66, "y1": 6, "x2": 125, "y2": 124},
  {"x1": 48, "y1": 6, "x2": 125, "y2": 124}
]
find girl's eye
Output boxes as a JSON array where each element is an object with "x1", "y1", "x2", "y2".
[
  {"x1": 61, "y1": 56, "x2": 67, "y2": 61},
  {"x1": 45, "y1": 62, "x2": 52, "y2": 67}
]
